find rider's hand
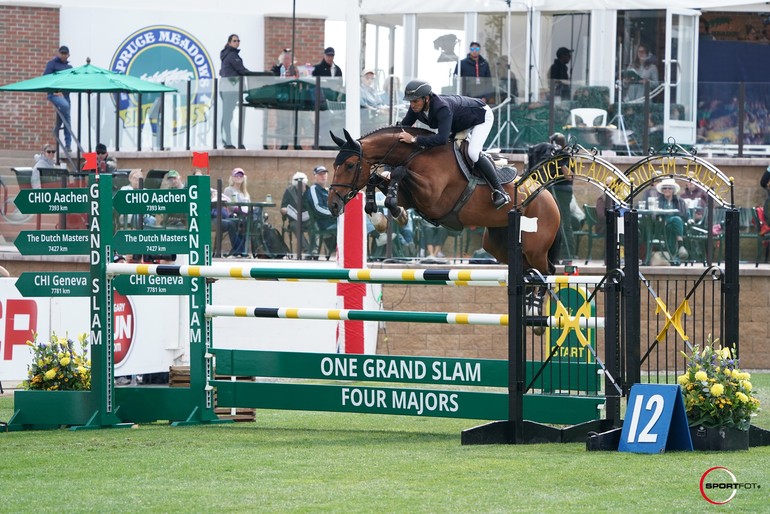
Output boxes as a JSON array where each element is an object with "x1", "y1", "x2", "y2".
[{"x1": 399, "y1": 130, "x2": 416, "y2": 144}]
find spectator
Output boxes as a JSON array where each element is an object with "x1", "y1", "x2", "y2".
[
  {"x1": 271, "y1": 48, "x2": 299, "y2": 78},
  {"x1": 271, "y1": 49, "x2": 299, "y2": 150},
  {"x1": 224, "y1": 168, "x2": 250, "y2": 257},
  {"x1": 280, "y1": 171, "x2": 311, "y2": 252},
  {"x1": 761, "y1": 166, "x2": 770, "y2": 230},
  {"x1": 625, "y1": 43, "x2": 659, "y2": 102},
  {"x1": 418, "y1": 217, "x2": 448, "y2": 259},
  {"x1": 595, "y1": 176, "x2": 616, "y2": 236},
  {"x1": 304, "y1": 165, "x2": 337, "y2": 259},
  {"x1": 547, "y1": 47, "x2": 572, "y2": 101},
  {"x1": 699, "y1": 19, "x2": 716, "y2": 41},
  {"x1": 360, "y1": 69, "x2": 385, "y2": 109},
  {"x1": 160, "y1": 170, "x2": 186, "y2": 228},
  {"x1": 454, "y1": 41, "x2": 492, "y2": 102},
  {"x1": 219, "y1": 34, "x2": 258, "y2": 149},
  {"x1": 312, "y1": 47, "x2": 342, "y2": 78},
  {"x1": 43, "y1": 45, "x2": 73, "y2": 152},
  {"x1": 680, "y1": 182, "x2": 709, "y2": 212},
  {"x1": 31, "y1": 144, "x2": 62, "y2": 189},
  {"x1": 95, "y1": 143, "x2": 117, "y2": 172},
  {"x1": 655, "y1": 178, "x2": 689, "y2": 264}
]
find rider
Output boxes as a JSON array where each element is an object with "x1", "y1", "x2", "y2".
[{"x1": 397, "y1": 79, "x2": 511, "y2": 209}]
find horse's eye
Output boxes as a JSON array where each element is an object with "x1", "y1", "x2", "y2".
[{"x1": 347, "y1": 163, "x2": 355, "y2": 170}]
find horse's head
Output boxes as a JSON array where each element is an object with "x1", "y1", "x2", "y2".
[{"x1": 328, "y1": 129, "x2": 371, "y2": 217}]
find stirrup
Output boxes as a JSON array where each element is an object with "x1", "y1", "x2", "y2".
[{"x1": 491, "y1": 190, "x2": 511, "y2": 209}]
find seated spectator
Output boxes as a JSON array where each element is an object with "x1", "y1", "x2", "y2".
[
  {"x1": 655, "y1": 178, "x2": 689, "y2": 264},
  {"x1": 280, "y1": 171, "x2": 311, "y2": 252},
  {"x1": 304, "y1": 165, "x2": 337, "y2": 259},
  {"x1": 95, "y1": 143, "x2": 118, "y2": 172},
  {"x1": 32, "y1": 144, "x2": 64, "y2": 189},
  {"x1": 160, "y1": 170, "x2": 186, "y2": 228},
  {"x1": 120, "y1": 169, "x2": 157, "y2": 227},
  {"x1": 223, "y1": 168, "x2": 251, "y2": 257}
]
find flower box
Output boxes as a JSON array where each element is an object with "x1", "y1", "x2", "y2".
[{"x1": 689, "y1": 425, "x2": 749, "y2": 452}]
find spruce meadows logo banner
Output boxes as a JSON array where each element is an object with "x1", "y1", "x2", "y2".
[{"x1": 110, "y1": 25, "x2": 214, "y2": 134}]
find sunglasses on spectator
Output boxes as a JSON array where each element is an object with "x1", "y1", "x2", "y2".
[
  {"x1": 46, "y1": 150, "x2": 56, "y2": 154},
  {"x1": 97, "y1": 151, "x2": 107, "y2": 155},
  {"x1": 232, "y1": 39, "x2": 240, "y2": 43},
  {"x1": 661, "y1": 186, "x2": 674, "y2": 190},
  {"x1": 470, "y1": 46, "x2": 480, "y2": 51}
]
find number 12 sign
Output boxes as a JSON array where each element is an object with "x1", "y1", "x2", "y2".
[{"x1": 619, "y1": 384, "x2": 693, "y2": 453}]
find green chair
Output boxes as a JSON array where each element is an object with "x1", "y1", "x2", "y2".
[
  {"x1": 307, "y1": 209, "x2": 337, "y2": 260},
  {"x1": 581, "y1": 204, "x2": 604, "y2": 264}
]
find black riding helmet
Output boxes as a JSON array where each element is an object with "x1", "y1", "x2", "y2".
[{"x1": 403, "y1": 80, "x2": 432, "y2": 101}]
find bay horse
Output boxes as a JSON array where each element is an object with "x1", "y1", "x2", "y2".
[{"x1": 327, "y1": 126, "x2": 561, "y2": 275}]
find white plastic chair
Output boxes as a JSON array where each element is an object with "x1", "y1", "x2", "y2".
[{"x1": 569, "y1": 108, "x2": 608, "y2": 127}]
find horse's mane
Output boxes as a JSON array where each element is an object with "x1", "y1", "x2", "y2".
[{"x1": 359, "y1": 125, "x2": 436, "y2": 140}]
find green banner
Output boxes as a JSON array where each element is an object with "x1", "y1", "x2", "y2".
[
  {"x1": 113, "y1": 189, "x2": 188, "y2": 214},
  {"x1": 14, "y1": 188, "x2": 89, "y2": 214},
  {"x1": 15, "y1": 230, "x2": 90, "y2": 255},
  {"x1": 213, "y1": 349, "x2": 507, "y2": 387},
  {"x1": 15, "y1": 272, "x2": 90, "y2": 297},
  {"x1": 113, "y1": 230, "x2": 189, "y2": 254},
  {"x1": 112, "y1": 274, "x2": 192, "y2": 296},
  {"x1": 214, "y1": 381, "x2": 507, "y2": 420}
]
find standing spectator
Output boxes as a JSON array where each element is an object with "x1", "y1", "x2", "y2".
[
  {"x1": 271, "y1": 49, "x2": 299, "y2": 150},
  {"x1": 271, "y1": 48, "x2": 299, "y2": 78},
  {"x1": 95, "y1": 143, "x2": 117, "y2": 172},
  {"x1": 219, "y1": 34, "x2": 258, "y2": 149},
  {"x1": 31, "y1": 144, "x2": 61, "y2": 189},
  {"x1": 304, "y1": 165, "x2": 337, "y2": 259},
  {"x1": 625, "y1": 43, "x2": 659, "y2": 102},
  {"x1": 548, "y1": 47, "x2": 572, "y2": 101},
  {"x1": 44, "y1": 45, "x2": 73, "y2": 152},
  {"x1": 312, "y1": 47, "x2": 342, "y2": 78},
  {"x1": 454, "y1": 41, "x2": 492, "y2": 102}
]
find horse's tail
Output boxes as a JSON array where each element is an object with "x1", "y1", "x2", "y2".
[{"x1": 546, "y1": 226, "x2": 562, "y2": 275}]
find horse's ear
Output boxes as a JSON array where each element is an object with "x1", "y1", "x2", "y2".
[
  {"x1": 330, "y1": 131, "x2": 346, "y2": 148},
  {"x1": 343, "y1": 128, "x2": 356, "y2": 145}
]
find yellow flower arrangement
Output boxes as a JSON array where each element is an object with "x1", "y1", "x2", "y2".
[
  {"x1": 22, "y1": 332, "x2": 91, "y2": 391},
  {"x1": 679, "y1": 338, "x2": 760, "y2": 431}
]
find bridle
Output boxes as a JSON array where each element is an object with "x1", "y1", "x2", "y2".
[{"x1": 330, "y1": 132, "x2": 422, "y2": 205}]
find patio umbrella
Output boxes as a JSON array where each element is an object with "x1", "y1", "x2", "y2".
[
  {"x1": 0, "y1": 62, "x2": 176, "y2": 94},
  {"x1": 0, "y1": 62, "x2": 176, "y2": 150}
]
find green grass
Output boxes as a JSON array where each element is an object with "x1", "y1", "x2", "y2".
[{"x1": 0, "y1": 374, "x2": 768, "y2": 513}]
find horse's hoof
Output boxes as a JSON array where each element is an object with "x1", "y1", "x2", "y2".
[
  {"x1": 385, "y1": 196, "x2": 398, "y2": 211},
  {"x1": 532, "y1": 326, "x2": 545, "y2": 336}
]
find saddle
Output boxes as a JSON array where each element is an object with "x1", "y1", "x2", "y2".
[{"x1": 452, "y1": 137, "x2": 518, "y2": 185}]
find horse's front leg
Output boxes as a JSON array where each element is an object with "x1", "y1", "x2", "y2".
[{"x1": 364, "y1": 181, "x2": 378, "y2": 215}]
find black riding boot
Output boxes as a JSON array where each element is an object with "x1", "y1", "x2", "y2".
[{"x1": 476, "y1": 155, "x2": 511, "y2": 209}]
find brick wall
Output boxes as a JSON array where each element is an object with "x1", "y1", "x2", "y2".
[
  {"x1": 0, "y1": 5, "x2": 60, "y2": 151},
  {"x1": 263, "y1": 16, "x2": 326, "y2": 75}
]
